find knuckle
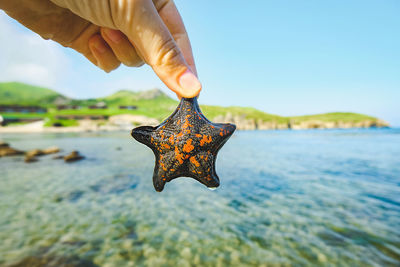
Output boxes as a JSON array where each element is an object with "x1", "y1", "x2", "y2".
[
  {"x1": 153, "y1": 0, "x2": 170, "y2": 12},
  {"x1": 124, "y1": 60, "x2": 145, "y2": 67},
  {"x1": 153, "y1": 38, "x2": 182, "y2": 67}
]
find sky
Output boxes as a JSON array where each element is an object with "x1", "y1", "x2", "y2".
[{"x1": 0, "y1": 0, "x2": 399, "y2": 125}]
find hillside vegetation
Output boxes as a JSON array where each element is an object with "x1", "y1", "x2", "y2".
[
  {"x1": 0, "y1": 82, "x2": 68, "y2": 106},
  {"x1": 0, "y1": 82, "x2": 389, "y2": 129}
]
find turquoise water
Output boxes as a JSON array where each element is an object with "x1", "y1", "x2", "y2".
[{"x1": 0, "y1": 129, "x2": 399, "y2": 266}]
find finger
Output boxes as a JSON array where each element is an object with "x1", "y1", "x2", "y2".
[
  {"x1": 67, "y1": 24, "x2": 101, "y2": 66},
  {"x1": 153, "y1": 0, "x2": 197, "y2": 75},
  {"x1": 83, "y1": 51, "x2": 99, "y2": 67},
  {"x1": 113, "y1": 0, "x2": 201, "y2": 98},
  {"x1": 1, "y1": 0, "x2": 91, "y2": 46},
  {"x1": 88, "y1": 34, "x2": 121, "y2": 72},
  {"x1": 101, "y1": 27, "x2": 145, "y2": 67}
]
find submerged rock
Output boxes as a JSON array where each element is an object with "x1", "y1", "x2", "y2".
[
  {"x1": 0, "y1": 146, "x2": 24, "y2": 157},
  {"x1": 0, "y1": 141, "x2": 9, "y2": 148},
  {"x1": 25, "y1": 155, "x2": 38, "y2": 163},
  {"x1": 0, "y1": 143, "x2": 60, "y2": 159},
  {"x1": 26, "y1": 147, "x2": 60, "y2": 157},
  {"x1": 42, "y1": 146, "x2": 60, "y2": 155},
  {"x1": 52, "y1": 155, "x2": 64, "y2": 160},
  {"x1": 25, "y1": 149, "x2": 44, "y2": 157},
  {"x1": 64, "y1": 151, "x2": 85, "y2": 162},
  {"x1": 6, "y1": 255, "x2": 98, "y2": 267}
]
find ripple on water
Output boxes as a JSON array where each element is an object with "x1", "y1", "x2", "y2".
[{"x1": 0, "y1": 129, "x2": 399, "y2": 266}]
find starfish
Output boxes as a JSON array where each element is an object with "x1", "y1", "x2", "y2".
[{"x1": 131, "y1": 97, "x2": 236, "y2": 192}]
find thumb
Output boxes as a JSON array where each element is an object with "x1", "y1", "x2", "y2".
[{"x1": 114, "y1": 0, "x2": 201, "y2": 98}]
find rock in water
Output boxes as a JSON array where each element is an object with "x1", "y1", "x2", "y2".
[
  {"x1": 25, "y1": 155, "x2": 38, "y2": 163},
  {"x1": 0, "y1": 146, "x2": 24, "y2": 157},
  {"x1": 64, "y1": 151, "x2": 85, "y2": 162},
  {"x1": 131, "y1": 97, "x2": 236, "y2": 192},
  {"x1": 25, "y1": 149, "x2": 44, "y2": 157},
  {"x1": 42, "y1": 146, "x2": 60, "y2": 155},
  {"x1": 0, "y1": 141, "x2": 9, "y2": 148}
]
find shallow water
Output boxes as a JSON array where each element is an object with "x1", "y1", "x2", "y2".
[{"x1": 0, "y1": 129, "x2": 399, "y2": 267}]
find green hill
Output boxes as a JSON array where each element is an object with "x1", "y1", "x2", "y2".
[
  {"x1": 63, "y1": 89, "x2": 178, "y2": 121},
  {"x1": 0, "y1": 82, "x2": 69, "y2": 106},
  {"x1": 0, "y1": 82, "x2": 389, "y2": 129},
  {"x1": 100, "y1": 89, "x2": 178, "y2": 119},
  {"x1": 290, "y1": 112, "x2": 378, "y2": 123}
]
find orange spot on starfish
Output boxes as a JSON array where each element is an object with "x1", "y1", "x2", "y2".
[
  {"x1": 161, "y1": 143, "x2": 170, "y2": 149},
  {"x1": 200, "y1": 135, "x2": 212, "y2": 146},
  {"x1": 174, "y1": 147, "x2": 184, "y2": 164},
  {"x1": 190, "y1": 156, "x2": 200, "y2": 167},
  {"x1": 182, "y1": 120, "x2": 193, "y2": 129},
  {"x1": 182, "y1": 139, "x2": 194, "y2": 153},
  {"x1": 168, "y1": 135, "x2": 174, "y2": 145},
  {"x1": 160, "y1": 161, "x2": 167, "y2": 171}
]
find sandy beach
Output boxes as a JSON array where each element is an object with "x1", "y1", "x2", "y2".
[{"x1": 0, "y1": 120, "x2": 132, "y2": 133}]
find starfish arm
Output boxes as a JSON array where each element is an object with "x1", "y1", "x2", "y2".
[
  {"x1": 131, "y1": 126, "x2": 155, "y2": 148},
  {"x1": 152, "y1": 158, "x2": 166, "y2": 192},
  {"x1": 152, "y1": 151, "x2": 181, "y2": 192},
  {"x1": 213, "y1": 123, "x2": 236, "y2": 140},
  {"x1": 198, "y1": 122, "x2": 236, "y2": 153},
  {"x1": 221, "y1": 122, "x2": 236, "y2": 134},
  {"x1": 187, "y1": 152, "x2": 220, "y2": 189},
  {"x1": 216, "y1": 123, "x2": 236, "y2": 149}
]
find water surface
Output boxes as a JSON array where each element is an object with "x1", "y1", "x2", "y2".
[{"x1": 0, "y1": 129, "x2": 399, "y2": 266}]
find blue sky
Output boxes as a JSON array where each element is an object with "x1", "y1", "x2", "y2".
[{"x1": 0, "y1": 0, "x2": 399, "y2": 125}]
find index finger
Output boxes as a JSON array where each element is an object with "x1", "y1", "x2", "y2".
[
  {"x1": 112, "y1": 0, "x2": 201, "y2": 98},
  {"x1": 153, "y1": 0, "x2": 197, "y2": 76}
]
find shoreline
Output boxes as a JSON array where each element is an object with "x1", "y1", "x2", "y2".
[
  {"x1": 0, "y1": 125, "x2": 390, "y2": 134},
  {"x1": 0, "y1": 125, "x2": 131, "y2": 133},
  {"x1": 0, "y1": 116, "x2": 391, "y2": 134}
]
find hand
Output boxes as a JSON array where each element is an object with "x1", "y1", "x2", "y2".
[{"x1": 0, "y1": 0, "x2": 201, "y2": 98}]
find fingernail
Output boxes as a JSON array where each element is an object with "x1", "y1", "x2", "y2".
[
  {"x1": 93, "y1": 40, "x2": 107, "y2": 54},
  {"x1": 178, "y1": 70, "x2": 201, "y2": 96},
  {"x1": 104, "y1": 28, "x2": 123, "y2": 44}
]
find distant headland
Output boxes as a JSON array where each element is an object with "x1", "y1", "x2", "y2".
[{"x1": 0, "y1": 82, "x2": 389, "y2": 133}]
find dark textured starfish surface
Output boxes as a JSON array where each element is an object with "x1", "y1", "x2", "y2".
[{"x1": 131, "y1": 97, "x2": 236, "y2": 192}]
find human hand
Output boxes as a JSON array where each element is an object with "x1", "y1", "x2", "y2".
[{"x1": 0, "y1": 0, "x2": 201, "y2": 98}]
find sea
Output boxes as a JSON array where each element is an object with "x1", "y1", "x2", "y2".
[{"x1": 0, "y1": 129, "x2": 399, "y2": 267}]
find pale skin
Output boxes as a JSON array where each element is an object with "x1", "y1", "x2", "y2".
[{"x1": 0, "y1": 0, "x2": 201, "y2": 98}]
